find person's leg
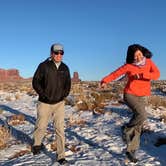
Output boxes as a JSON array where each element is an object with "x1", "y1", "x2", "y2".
[
  {"x1": 51, "y1": 101, "x2": 65, "y2": 161},
  {"x1": 124, "y1": 125, "x2": 142, "y2": 152},
  {"x1": 124, "y1": 93, "x2": 147, "y2": 128},
  {"x1": 33, "y1": 102, "x2": 51, "y2": 146},
  {"x1": 123, "y1": 94, "x2": 147, "y2": 162}
]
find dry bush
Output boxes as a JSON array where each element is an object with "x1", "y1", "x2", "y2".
[
  {"x1": 152, "y1": 80, "x2": 166, "y2": 94},
  {"x1": 5, "y1": 95, "x2": 13, "y2": 101},
  {"x1": 9, "y1": 149, "x2": 30, "y2": 159},
  {"x1": 66, "y1": 144, "x2": 81, "y2": 153},
  {"x1": 86, "y1": 82, "x2": 98, "y2": 90},
  {"x1": 0, "y1": 126, "x2": 10, "y2": 149},
  {"x1": 75, "y1": 91, "x2": 106, "y2": 111},
  {"x1": 64, "y1": 96, "x2": 75, "y2": 106},
  {"x1": 15, "y1": 93, "x2": 21, "y2": 100},
  {"x1": 70, "y1": 81, "x2": 124, "y2": 112},
  {"x1": 19, "y1": 86, "x2": 29, "y2": 92},
  {"x1": 49, "y1": 141, "x2": 81, "y2": 152},
  {"x1": 3, "y1": 84, "x2": 11, "y2": 91},
  {"x1": 86, "y1": 101, "x2": 97, "y2": 111},
  {"x1": 99, "y1": 91, "x2": 116, "y2": 101},
  {"x1": 0, "y1": 80, "x2": 33, "y2": 93},
  {"x1": 68, "y1": 116, "x2": 86, "y2": 127},
  {"x1": 8, "y1": 114, "x2": 26, "y2": 126},
  {"x1": 26, "y1": 89, "x2": 37, "y2": 96},
  {"x1": 91, "y1": 92, "x2": 103, "y2": 103},
  {"x1": 93, "y1": 107, "x2": 105, "y2": 115},
  {"x1": 50, "y1": 141, "x2": 57, "y2": 151},
  {"x1": 76, "y1": 101, "x2": 89, "y2": 111},
  {"x1": 160, "y1": 113, "x2": 166, "y2": 123},
  {"x1": 71, "y1": 83, "x2": 84, "y2": 94},
  {"x1": 148, "y1": 95, "x2": 166, "y2": 108},
  {"x1": 0, "y1": 109, "x2": 4, "y2": 114},
  {"x1": 112, "y1": 82, "x2": 124, "y2": 94},
  {"x1": 0, "y1": 83, "x2": 4, "y2": 90}
]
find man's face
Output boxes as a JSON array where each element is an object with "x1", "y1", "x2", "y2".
[{"x1": 51, "y1": 50, "x2": 64, "y2": 63}]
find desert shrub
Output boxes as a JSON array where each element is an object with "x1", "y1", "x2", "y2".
[
  {"x1": 93, "y1": 107, "x2": 105, "y2": 115},
  {"x1": 70, "y1": 81, "x2": 124, "y2": 111},
  {"x1": 50, "y1": 141, "x2": 57, "y2": 151},
  {"x1": 67, "y1": 116, "x2": 86, "y2": 127},
  {"x1": 9, "y1": 149, "x2": 30, "y2": 159},
  {"x1": 66, "y1": 144, "x2": 81, "y2": 153},
  {"x1": 99, "y1": 91, "x2": 116, "y2": 101},
  {"x1": 148, "y1": 95, "x2": 166, "y2": 108},
  {"x1": 76, "y1": 101, "x2": 89, "y2": 111},
  {"x1": 5, "y1": 95, "x2": 13, "y2": 101},
  {"x1": 0, "y1": 109, "x2": 4, "y2": 114},
  {"x1": 64, "y1": 96, "x2": 74, "y2": 106},
  {"x1": 0, "y1": 126, "x2": 10, "y2": 149},
  {"x1": 15, "y1": 93, "x2": 21, "y2": 100},
  {"x1": 8, "y1": 114, "x2": 25, "y2": 126},
  {"x1": 26, "y1": 89, "x2": 37, "y2": 96},
  {"x1": 71, "y1": 83, "x2": 84, "y2": 94},
  {"x1": 160, "y1": 113, "x2": 166, "y2": 123}
]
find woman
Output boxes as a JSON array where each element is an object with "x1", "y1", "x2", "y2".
[{"x1": 100, "y1": 44, "x2": 160, "y2": 162}]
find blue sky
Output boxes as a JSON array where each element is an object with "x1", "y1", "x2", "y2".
[{"x1": 0, "y1": 0, "x2": 166, "y2": 80}]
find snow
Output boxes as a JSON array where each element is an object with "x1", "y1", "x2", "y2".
[{"x1": 0, "y1": 91, "x2": 166, "y2": 166}]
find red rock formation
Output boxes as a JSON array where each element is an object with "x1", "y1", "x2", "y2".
[
  {"x1": 71, "y1": 72, "x2": 81, "y2": 82},
  {"x1": 0, "y1": 68, "x2": 23, "y2": 81}
]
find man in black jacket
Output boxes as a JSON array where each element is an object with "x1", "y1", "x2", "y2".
[{"x1": 32, "y1": 43, "x2": 71, "y2": 165}]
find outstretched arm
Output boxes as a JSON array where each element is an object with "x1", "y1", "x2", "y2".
[{"x1": 101, "y1": 64, "x2": 128, "y2": 85}]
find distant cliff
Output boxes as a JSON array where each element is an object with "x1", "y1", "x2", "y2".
[
  {"x1": 0, "y1": 69, "x2": 81, "y2": 82},
  {"x1": 0, "y1": 68, "x2": 23, "y2": 81},
  {"x1": 71, "y1": 72, "x2": 81, "y2": 82}
]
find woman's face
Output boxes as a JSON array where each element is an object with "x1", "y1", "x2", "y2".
[{"x1": 134, "y1": 50, "x2": 144, "y2": 62}]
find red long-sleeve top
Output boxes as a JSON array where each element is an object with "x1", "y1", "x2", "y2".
[{"x1": 101, "y1": 59, "x2": 160, "y2": 96}]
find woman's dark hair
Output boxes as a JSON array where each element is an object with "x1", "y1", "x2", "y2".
[{"x1": 126, "y1": 44, "x2": 153, "y2": 64}]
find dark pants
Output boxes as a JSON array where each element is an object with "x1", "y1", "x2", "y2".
[{"x1": 123, "y1": 93, "x2": 147, "y2": 152}]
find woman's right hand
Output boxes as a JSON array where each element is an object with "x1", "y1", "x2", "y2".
[{"x1": 99, "y1": 82, "x2": 107, "y2": 89}]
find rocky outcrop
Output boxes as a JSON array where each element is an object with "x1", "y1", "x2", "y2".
[
  {"x1": 71, "y1": 72, "x2": 81, "y2": 82},
  {"x1": 0, "y1": 68, "x2": 23, "y2": 81}
]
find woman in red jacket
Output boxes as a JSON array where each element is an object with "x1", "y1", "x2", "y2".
[{"x1": 100, "y1": 44, "x2": 160, "y2": 163}]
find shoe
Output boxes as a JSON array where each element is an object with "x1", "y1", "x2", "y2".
[
  {"x1": 31, "y1": 143, "x2": 45, "y2": 155},
  {"x1": 57, "y1": 158, "x2": 68, "y2": 165},
  {"x1": 126, "y1": 151, "x2": 138, "y2": 163}
]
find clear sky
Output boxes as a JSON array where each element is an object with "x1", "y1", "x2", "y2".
[{"x1": 0, "y1": 0, "x2": 166, "y2": 81}]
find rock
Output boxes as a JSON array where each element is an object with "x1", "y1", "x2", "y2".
[
  {"x1": 71, "y1": 72, "x2": 81, "y2": 82},
  {"x1": 0, "y1": 68, "x2": 23, "y2": 81}
]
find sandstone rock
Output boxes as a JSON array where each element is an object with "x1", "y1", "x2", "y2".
[
  {"x1": 71, "y1": 72, "x2": 81, "y2": 82},
  {"x1": 0, "y1": 68, "x2": 23, "y2": 81}
]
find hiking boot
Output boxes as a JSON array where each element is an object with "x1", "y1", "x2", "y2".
[
  {"x1": 57, "y1": 158, "x2": 68, "y2": 165},
  {"x1": 126, "y1": 151, "x2": 138, "y2": 163},
  {"x1": 31, "y1": 143, "x2": 45, "y2": 155}
]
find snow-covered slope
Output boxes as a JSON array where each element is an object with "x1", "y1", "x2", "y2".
[{"x1": 0, "y1": 91, "x2": 166, "y2": 166}]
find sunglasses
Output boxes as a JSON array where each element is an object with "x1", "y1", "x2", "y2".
[{"x1": 53, "y1": 51, "x2": 64, "y2": 55}]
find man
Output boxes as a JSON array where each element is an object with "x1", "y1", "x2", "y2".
[{"x1": 32, "y1": 43, "x2": 71, "y2": 165}]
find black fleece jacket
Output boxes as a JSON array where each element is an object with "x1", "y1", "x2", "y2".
[{"x1": 32, "y1": 58, "x2": 71, "y2": 104}]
